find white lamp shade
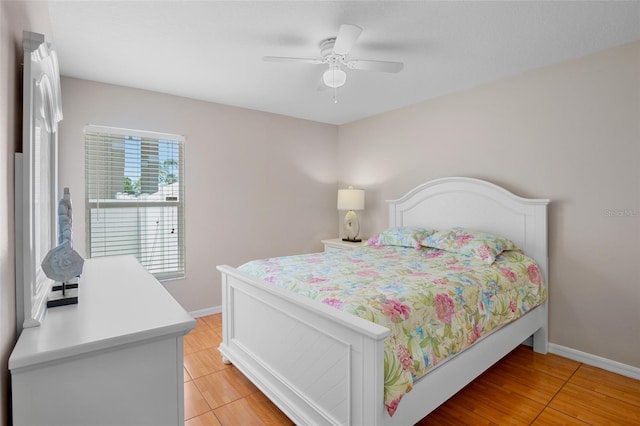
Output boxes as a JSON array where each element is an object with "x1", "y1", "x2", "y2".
[
  {"x1": 323, "y1": 68, "x2": 347, "y2": 88},
  {"x1": 337, "y1": 186, "x2": 364, "y2": 211}
]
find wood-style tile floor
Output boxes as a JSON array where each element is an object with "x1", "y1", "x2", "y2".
[{"x1": 185, "y1": 314, "x2": 640, "y2": 425}]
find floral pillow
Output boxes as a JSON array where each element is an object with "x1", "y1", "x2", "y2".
[
  {"x1": 366, "y1": 227, "x2": 436, "y2": 249},
  {"x1": 421, "y1": 227, "x2": 521, "y2": 264}
]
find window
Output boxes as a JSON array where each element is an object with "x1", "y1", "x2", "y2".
[{"x1": 85, "y1": 125, "x2": 185, "y2": 280}]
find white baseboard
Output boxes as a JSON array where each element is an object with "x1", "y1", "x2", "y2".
[
  {"x1": 549, "y1": 343, "x2": 640, "y2": 380},
  {"x1": 189, "y1": 305, "x2": 221, "y2": 318}
]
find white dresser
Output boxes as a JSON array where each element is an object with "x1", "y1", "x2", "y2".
[{"x1": 9, "y1": 255, "x2": 196, "y2": 426}]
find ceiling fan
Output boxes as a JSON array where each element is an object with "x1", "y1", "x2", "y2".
[{"x1": 263, "y1": 24, "x2": 404, "y2": 91}]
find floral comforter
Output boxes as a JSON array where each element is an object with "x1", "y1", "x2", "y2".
[{"x1": 238, "y1": 245, "x2": 547, "y2": 416}]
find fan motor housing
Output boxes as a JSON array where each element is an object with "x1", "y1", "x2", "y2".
[{"x1": 319, "y1": 38, "x2": 337, "y2": 59}]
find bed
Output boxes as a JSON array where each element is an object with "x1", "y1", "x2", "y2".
[{"x1": 217, "y1": 177, "x2": 549, "y2": 425}]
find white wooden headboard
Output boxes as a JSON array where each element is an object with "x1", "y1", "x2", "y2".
[{"x1": 387, "y1": 177, "x2": 550, "y2": 279}]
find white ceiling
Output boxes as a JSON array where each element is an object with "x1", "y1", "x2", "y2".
[{"x1": 48, "y1": 1, "x2": 640, "y2": 125}]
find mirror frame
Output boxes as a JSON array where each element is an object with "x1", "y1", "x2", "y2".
[{"x1": 15, "y1": 31, "x2": 63, "y2": 330}]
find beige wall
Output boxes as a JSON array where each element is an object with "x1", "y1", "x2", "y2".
[
  {"x1": 58, "y1": 77, "x2": 338, "y2": 312},
  {"x1": 338, "y1": 41, "x2": 640, "y2": 368},
  {"x1": 0, "y1": 2, "x2": 52, "y2": 424}
]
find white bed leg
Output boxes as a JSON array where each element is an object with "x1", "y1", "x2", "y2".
[
  {"x1": 533, "y1": 326, "x2": 548, "y2": 354},
  {"x1": 532, "y1": 302, "x2": 549, "y2": 354},
  {"x1": 219, "y1": 345, "x2": 232, "y2": 364}
]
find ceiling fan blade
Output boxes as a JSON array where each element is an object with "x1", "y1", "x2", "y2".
[
  {"x1": 263, "y1": 56, "x2": 324, "y2": 65},
  {"x1": 346, "y1": 59, "x2": 404, "y2": 73},
  {"x1": 333, "y1": 24, "x2": 362, "y2": 55}
]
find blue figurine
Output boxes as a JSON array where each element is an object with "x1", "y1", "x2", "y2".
[
  {"x1": 42, "y1": 188, "x2": 84, "y2": 284},
  {"x1": 58, "y1": 187, "x2": 73, "y2": 245}
]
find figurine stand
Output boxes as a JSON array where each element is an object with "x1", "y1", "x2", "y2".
[{"x1": 47, "y1": 278, "x2": 79, "y2": 308}]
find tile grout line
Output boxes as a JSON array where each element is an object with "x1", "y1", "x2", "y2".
[
  {"x1": 189, "y1": 380, "x2": 262, "y2": 425},
  {"x1": 567, "y1": 364, "x2": 640, "y2": 409},
  {"x1": 184, "y1": 380, "x2": 214, "y2": 422},
  {"x1": 184, "y1": 315, "x2": 220, "y2": 424},
  {"x1": 528, "y1": 362, "x2": 584, "y2": 424},
  {"x1": 189, "y1": 314, "x2": 248, "y2": 425}
]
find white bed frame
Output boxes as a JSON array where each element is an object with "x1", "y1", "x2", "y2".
[{"x1": 217, "y1": 177, "x2": 549, "y2": 425}]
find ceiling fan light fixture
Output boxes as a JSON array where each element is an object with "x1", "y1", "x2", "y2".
[{"x1": 323, "y1": 68, "x2": 347, "y2": 88}]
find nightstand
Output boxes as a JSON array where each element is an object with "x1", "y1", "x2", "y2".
[{"x1": 321, "y1": 238, "x2": 368, "y2": 252}]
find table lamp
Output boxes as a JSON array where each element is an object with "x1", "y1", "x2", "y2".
[{"x1": 337, "y1": 186, "x2": 365, "y2": 242}]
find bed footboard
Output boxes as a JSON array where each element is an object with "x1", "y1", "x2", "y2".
[{"x1": 217, "y1": 265, "x2": 390, "y2": 426}]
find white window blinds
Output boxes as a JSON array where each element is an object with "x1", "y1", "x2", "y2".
[{"x1": 85, "y1": 125, "x2": 185, "y2": 280}]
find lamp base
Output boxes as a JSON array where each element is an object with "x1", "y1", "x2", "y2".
[
  {"x1": 341, "y1": 238, "x2": 362, "y2": 243},
  {"x1": 343, "y1": 210, "x2": 361, "y2": 242}
]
